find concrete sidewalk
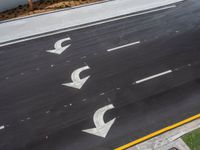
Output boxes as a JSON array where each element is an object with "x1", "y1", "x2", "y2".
[
  {"x1": 128, "y1": 118, "x2": 200, "y2": 150},
  {"x1": 0, "y1": 0, "x2": 184, "y2": 46}
]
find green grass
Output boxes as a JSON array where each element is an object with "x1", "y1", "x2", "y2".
[{"x1": 182, "y1": 128, "x2": 200, "y2": 150}]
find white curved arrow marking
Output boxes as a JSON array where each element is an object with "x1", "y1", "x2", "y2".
[
  {"x1": 46, "y1": 37, "x2": 71, "y2": 55},
  {"x1": 62, "y1": 66, "x2": 90, "y2": 89},
  {"x1": 82, "y1": 104, "x2": 116, "y2": 138}
]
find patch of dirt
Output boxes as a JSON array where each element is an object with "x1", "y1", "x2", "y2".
[{"x1": 0, "y1": 0, "x2": 100, "y2": 21}]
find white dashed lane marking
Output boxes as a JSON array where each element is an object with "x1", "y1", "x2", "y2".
[
  {"x1": 134, "y1": 70, "x2": 173, "y2": 84},
  {"x1": 107, "y1": 41, "x2": 141, "y2": 52}
]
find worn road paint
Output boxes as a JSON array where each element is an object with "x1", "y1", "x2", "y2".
[
  {"x1": 62, "y1": 66, "x2": 90, "y2": 89},
  {"x1": 0, "y1": 125, "x2": 5, "y2": 130},
  {"x1": 115, "y1": 113, "x2": 200, "y2": 150},
  {"x1": 134, "y1": 70, "x2": 172, "y2": 84},
  {"x1": 107, "y1": 41, "x2": 141, "y2": 52},
  {"x1": 82, "y1": 104, "x2": 116, "y2": 138},
  {"x1": 46, "y1": 37, "x2": 71, "y2": 55}
]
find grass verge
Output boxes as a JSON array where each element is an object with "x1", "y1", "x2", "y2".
[{"x1": 182, "y1": 128, "x2": 200, "y2": 150}]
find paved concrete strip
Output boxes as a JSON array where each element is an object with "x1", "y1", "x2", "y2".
[
  {"x1": 0, "y1": 0, "x2": 184, "y2": 45},
  {"x1": 126, "y1": 117, "x2": 200, "y2": 150},
  {"x1": 137, "y1": 139, "x2": 190, "y2": 150},
  {"x1": 115, "y1": 114, "x2": 200, "y2": 150},
  {"x1": 0, "y1": 5, "x2": 176, "y2": 47}
]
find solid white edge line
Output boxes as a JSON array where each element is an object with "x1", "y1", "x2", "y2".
[
  {"x1": 135, "y1": 70, "x2": 172, "y2": 84},
  {"x1": 0, "y1": 5, "x2": 176, "y2": 47},
  {"x1": 107, "y1": 41, "x2": 141, "y2": 52}
]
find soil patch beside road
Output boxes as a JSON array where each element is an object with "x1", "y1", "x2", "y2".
[{"x1": 0, "y1": 0, "x2": 100, "y2": 21}]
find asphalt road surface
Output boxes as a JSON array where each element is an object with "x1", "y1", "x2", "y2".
[{"x1": 1, "y1": 0, "x2": 200, "y2": 150}]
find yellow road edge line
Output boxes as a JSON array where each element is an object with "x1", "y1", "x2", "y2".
[{"x1": 115, "y1": 113, "x2": 200, "y2": 150}]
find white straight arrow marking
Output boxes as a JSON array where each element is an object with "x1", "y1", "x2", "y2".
[
  {"x1": 46, "y1": 37, "x2": 71, "y2": 55},
  {"x1": 82, "y1": 104, "x2": 116, "y2": 138},
  {"x1": 62, "y1": 66, "x2": 90, "y2": 89}
]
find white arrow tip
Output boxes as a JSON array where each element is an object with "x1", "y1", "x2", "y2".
[
  {"x1": 62, "y1": 76, "x2": 90, "y2": 89},
  {"x1": 46, "y1": 50, "x2": 59, "y2": 54},
  {"x1": 82, "y1": 118, "x2": 116, "y2": 138},
  {"x1": 46, "y1": 44, "x2": 71, "y2": 55}
]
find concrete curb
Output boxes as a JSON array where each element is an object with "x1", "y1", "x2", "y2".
[{"x1": 0, "y1": 0, "x2": 185, "y2": 46}]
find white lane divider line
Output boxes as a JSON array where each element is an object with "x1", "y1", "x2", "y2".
[
  {"x1": 134, "y1": 70, "x2": 172, "y2": 84},
  {"x1": 0, "y1": 125, "x2": 5, "y2": 130},
  {"x1": 107, "y1": 41, "x2": 141, "y2": 52}
]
